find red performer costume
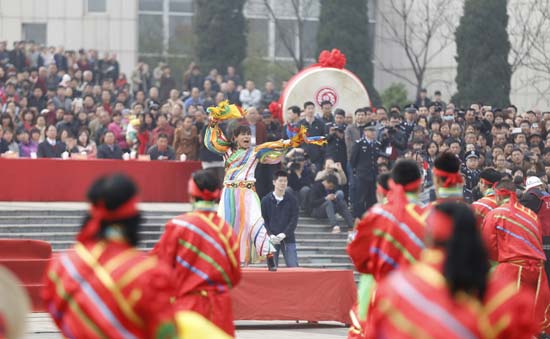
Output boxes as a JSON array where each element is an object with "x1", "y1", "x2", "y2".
[
  {"x1": 431, "y1": 152, "x2": 465, "y2": 204},
  {"x1": 347, "y1": 161, "x2": 427, "y2": 338},
  {"x1": 472, "y1": 169, "x2": 502, "y2": 224},
  {"x1": 368, "y1": 202, "x2": 538, "y2": 339},
  {"x1": 482, "y1": 180, "x2": 550, "y2": 334},
  {"x1": 42, "y1": 174, "x2": 178, "y2": 339},
  {"x1": 152, "y1": 170, "x2": 241, "y2": 337}
]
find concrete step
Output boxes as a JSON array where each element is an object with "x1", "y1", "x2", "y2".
[
  {"x1": 0, "y1": 224, "x2": 164, "y2": 233},
  {"x1": 296, "y1": 246, "x2": 348, "y2": 255},
  {"x1": 0, "y1": 231, "x2": 164, "y2": 242},
  {"x1": 298, "y1": 255, "x2": 350, "y2": 264},
  {"x1": 0, "y1": 210, "x2": 184, "y2": 217},
  {"x1": 0, "y1": 216, "x2": 177, "y2": 225}
]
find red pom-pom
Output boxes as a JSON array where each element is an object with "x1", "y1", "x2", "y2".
[
  {"x1": 318, "y1": 49, "x2": 346, "y2": 69},
  {"x1": 268, "y1": 101, "x2": 282, "y2": 123}
]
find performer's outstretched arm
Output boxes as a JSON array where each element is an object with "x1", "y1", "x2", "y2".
[{"x1": 255, "y1": 125, "x2": 326, "y2": 164}]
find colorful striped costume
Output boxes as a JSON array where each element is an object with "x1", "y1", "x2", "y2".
[
  {"x1": 472, "y1": 189, "x2": 498, "y2": 223},
  {"x1": 367, "y1": 249, "x2": 538, "y2": 339},
  {"x1": 205, "y1": 121, "x2": 302, "y2": 263},
  {"x1": 42, "y1": 240, "x2": 178, "y2": 339},
  {"x1": 482, "y1": 200, "x2": 550, "y2": 333},
  {"x1": 152, "y1": 203, "x2": 241, "y2": 336},
  {"x1": 347, "y1": 193, "x2": 427, "y2": 338}
]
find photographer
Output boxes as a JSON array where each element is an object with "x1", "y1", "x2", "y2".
[
  {"x1": 378, "y1": 112, "x2": 407, "y2": 162},
  {"x1": 325, "y1": 112, "x2": 347, "y2": 165}
]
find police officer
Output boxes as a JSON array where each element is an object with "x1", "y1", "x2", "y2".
[
  {"x1": 351, "y1": 122, "x2": 381, "y2": 219},
  {"x1": 461, "y1": 150, "x2": 481, "y2": 203}
]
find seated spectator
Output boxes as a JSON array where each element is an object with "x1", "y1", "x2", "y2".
[
  {"x1": 314, "y1": 158, "x2": 347, "y2": 186},
  {"x1": 97, "y1": 131, "x2": 123, "y2": 159},
  {"x1": 64, "y1": 133, "x2": 80, "y2": 155},
  {"x1": 261, "y1": 170, "x2": 299, "y2": 268},
  {"x1": 2, "y1": 128, "x2": 19, "y2": 154},
  {"x1": 308, "y1": 174, "x2": 354, "y2": 234},
  {"x1": 148, "y1": 133, "x2": 175, "y2": 160},
  {"x1": 37, "y1": 125, "x2": 65, "y2": 158},
  {"x1": 184, "y1": 87, "x2": 203, "y2": 112},
  {"x1": 76, "y1": 128, "x2": 97, "y2": 158},
  {"x1": 18, "y1": 130, "x2": 38, "y2": 158},
  {"x1": 107, "y1": 112, "x2": 128, "y2": 151},
  {"x1": 173, "y1": 116, "x2": 199, "y2": 160}
]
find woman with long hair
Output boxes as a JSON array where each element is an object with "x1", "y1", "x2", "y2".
[
  {"x1": 76, "y1": 128, "x2": 97, "y2": 158},
  {"x1": 205, "y1": 101, "x2": 324, "y2": 267}
]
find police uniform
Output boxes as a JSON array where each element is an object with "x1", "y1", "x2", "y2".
[
  {"x1": 461, "y1": 150, "x2": 481, "y2": 203},
  {"x1": 350, "y1": 122, "x2": 381, "y2": 218}
]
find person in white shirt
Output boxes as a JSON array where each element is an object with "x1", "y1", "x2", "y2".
[{"x1": 239, "y1": 80, "x2": 262, "y2": 109}]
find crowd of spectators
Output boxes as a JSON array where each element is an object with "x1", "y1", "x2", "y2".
[{"x1": 3, "y1": 41, "x2": 550, "y2": 233}]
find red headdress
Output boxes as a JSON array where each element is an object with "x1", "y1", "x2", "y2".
[
  {"x1": 387, "y1": 178, "x2": 423, "y2": 218},
  {"x1": 188, "y1": 177, "x2": 221, "y2": 201},
  {"x1": 77, "y1": 197, "x2": 140, "y2": 243},
  {"x1": 426, "y1": 208, "x2": 454, "y2": 243},
  {"x1": 433, "y1": 168, "x2": 464, "y2": 187}
]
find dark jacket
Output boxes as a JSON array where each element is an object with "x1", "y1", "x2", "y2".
[
  {"x1": 261, "y1": 191, "x2": 299, "y2": 243},
  {"x1": 0, "y1": 139, "x2": 8, "y2": 154},
  {"x1": 350, "y1": 138, "x2": 381, "y2": 180},
  {"x1": 97, "y1": 144, "x2": 123, "y2": 159},
  {"x1": 288, "y1": 167, "x2": 314, "y2": 192},
  {"x1": 307, "y1": 180, "x2": 335, "y2": 212},
  {"x1": 299, "y1": 117, "x2": 326, "y2": 166},
  {"x1": 147, "y1": 145, "x2": 176, "y2": 160},
  {"x1": 37, "y1": 141, "x2": 66, "y2": 158},
  {"x1": 520, "y1": 188, "x2": 546, "y2": 213},
  {"x1": 325, "y1": 132, "x2": 347, "y2": 165}
]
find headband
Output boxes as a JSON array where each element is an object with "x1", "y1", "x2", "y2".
[
  {"x1": 188, "y1": 177, "x2": 221, "y2": 201},
  {"x1": 433, "y1": 168, "x2": 464, "y2": 187},
  {"x1": 495, "y1": 188, "x2": 517, "y2": 204},
  {"x1": 77, "y1": 197, "x2": 139, "y2": 243},
  {"x1": 387, "y1": 178, "x2": 423, "y2": 218},
  {"x1": 480, "y1": 177, "x2": 497, "y2": 188}
]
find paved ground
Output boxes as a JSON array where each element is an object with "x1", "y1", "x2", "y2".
[{"x1": 25, "y1": 313, "x2": 348, "y2": 338}]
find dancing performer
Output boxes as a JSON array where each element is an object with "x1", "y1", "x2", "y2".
[
  {"x1": 432, "y1": 152, "x2": 464, "y2": 202},
  {"x1": 367, "y1": 202, "x2": 537, "y2": 339},
  {"x1": 472, "y1": 168, "x2": 502, "y2": 223},
  {"x1": 42, "y1": 174, "x2": 179, "y2": 339},
  {"x1": 204, "y1": 100, "x2": 325, "y2": 265},
  {"x1": 347, "y1": 160, "x2": 427, "y2": 338},
  {"x1": 152, "y1": 169, "x2": 241, "y2": 337},
  {"x1": 482, "y1": 179, "x2": 550, "y2": 334}
]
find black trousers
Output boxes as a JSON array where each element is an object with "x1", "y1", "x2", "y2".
[{"x1": 353, "y1": 176, "x2": 376, "y2": 218}]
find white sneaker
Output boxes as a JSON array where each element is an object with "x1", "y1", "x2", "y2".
[{"x1": 331, "y1": 226, "x2": 341, "y2": 234}]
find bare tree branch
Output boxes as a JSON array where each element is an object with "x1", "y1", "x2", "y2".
[{"x1": 376, "y1": 0, "x2": 456, "y2": 96}]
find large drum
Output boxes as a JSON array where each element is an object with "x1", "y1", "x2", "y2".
[{"x1": 279, "y1": 63, "x2": 371, "y2": 123}]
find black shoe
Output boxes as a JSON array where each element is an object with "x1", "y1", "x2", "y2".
[{"x1": 267, "y1": 253, "x2": 277, "y2": 271}]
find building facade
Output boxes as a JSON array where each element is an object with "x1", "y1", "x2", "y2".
[{"x1": 0, "y1": 0, "x2": 548, "y2": 110}]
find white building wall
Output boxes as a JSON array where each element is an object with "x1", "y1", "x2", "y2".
[{"x1": 0, "y1": 0, "x2": 138, "y2": 76}]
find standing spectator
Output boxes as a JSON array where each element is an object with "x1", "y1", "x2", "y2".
[
  {"x1": 131, "y1": 62, "x2": 151, "y2": 94},
  {"x1": 319, "y1": 100, "x2": 334, "y2": 124},
  {"x1": 299, "y1": 101, "x2": 326, "y2": 171},
  {"x1": 52, "y1": 86, "x2": 72, "y2": 112},
  {"x1": 261, "y1": 170, "x2": 299, "y2": 268},
  {"x1": 262, "y1": 111, "x2": 282, "y2": 141},
  {"x1": 400, "y1": 106, "x2": 417, "y2": 140},
  {"x1": 173, "y1": 115, "x2": 199, "y2": 160},
  {"x1": 432, "y1": 90, "x2": 446, "y2": 109},
  {"x1": 148, "y1": 133, "x2": 175, "y2": 160},
  {"x1": 37, "y1": 125, "x2": 65, "y2": 158},
  {"x1": 96, "y1": 131, "x2": 123, "y2": 159},
  {"x1": 284, "y1": 105, "x2": 302, "y2": 139},
  {"x1": 325, "y1": 123, "x2": 347, "y2": 166},
  {"x1": 28, "y1": 87, "x2": 46, "y2": 111},
  {"x1": 152, "y1": 113, "x2": 174, "y2": 144},
  {"x1": 53, "y1": 47, "x2": 68, "y2": 72},
  {"x1": 520, "y1": 176, "x2": 548, "y2": 213},
  {"x1": 10, "y1": 41, "x2": 26, "y2": 72},
  {"x1": 0, "y1": 126, "x2": 8, "y2": 154},
  {"x1": 286, "y1": 149, "x2": 314, "y2": 210},
  {"x1": 224, "y1": 65, "x2": 241, "y2": 87},
  {"x1": 345, "y1": 108, "x2": 367, "y2": 205},
  {"x1": 159, "y1": 66, "x2": 176, "y2": 103},
  {"x1": 379, "y1": 112, "x2": 407, "y2": 161},
  {"x1": 261, "y1": 80, "x2": 279, "y2": 108},
  {"x1": 308, "y1": 174, "x2": 354, "y2": 234},
  {"x1": 56, "y1": 110, "x2": 78, "y2": 137},
  {"x1": 239, "y1": 80, "x2": 262, "y2": 109},
  {"x1": 415, "y1": 88, "x2": 432, "y2": 108},
  {"x1": 186, "y1": 64, "x2": 204, "y2": 91},
  {"x1": 225, "y1": 80, "x2": 240, "y2": 105},
  {"x1": 351, "y1": 123, "x2": 381, "y2": 219},
  {"x1": 462, "y1": 150, "x2": 481, "y2": 203}
]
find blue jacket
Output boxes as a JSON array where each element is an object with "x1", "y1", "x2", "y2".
[{"x1": 261, "y1": 191, "x2": 299, "y2": 243}]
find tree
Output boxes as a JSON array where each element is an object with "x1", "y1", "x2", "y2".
[
  {"x1": 261, "y1": 0, "x2": 316, "y2": 71},
  {"x1": 381, "y1": 83, "x2": 409, "y2": 110},
  {"x1": 194, "y1": 0, "x2": 247, "y2": 73},
  {"x1": 377, "y1": 0, "x2": 456, "y2": 98},
  {"x1": 317, "y1": 0, "x2": 380, "y2": 106},
  {"x1": 454, "y1": 0, "x2": 511, "y2": 108}
]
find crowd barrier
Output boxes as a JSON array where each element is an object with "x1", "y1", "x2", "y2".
[{"x1": 0, "y1": 158, "x2": 202, "y2": 202}]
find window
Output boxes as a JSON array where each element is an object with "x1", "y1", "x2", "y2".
[
  {"x1": 275, "y1": 19, "x2": 296, "y2": 58},
  {"x1": 88, "y1": 0, "x2": 107, "y2": 13},
  {"x1": 169, "y1": 0, "x2": 193, "y2": 13},
  {"x1": 22, "y1": 23, "x2": 47, "y2": 45},
  {"x1": 247, "y1": 18, "x2": 269, "y2": 57},
  {"x1": 302, "y1": 20, "x2": 319, "y2": 59},
  {"x1": 168, "y1": 16, "x2": 194, "y2": 54},
  {"x1": 139, "y1": 0, "x2": 163, "y2": 12},
  {"x1": 138, "y1": 14, "x2": 163, "y2": 53}
]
